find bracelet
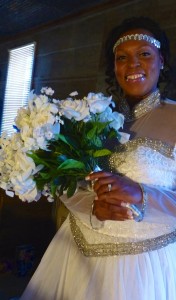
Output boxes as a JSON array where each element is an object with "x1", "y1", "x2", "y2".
[
  {"x1": 137, "y1": 183, "x2": 148, "y2": 222},
  {"x1": 90, "y1": 200, "x2": 104, "y2": 230},
  {"x1": 122, "y1": 184, "x2": 147, "y2": 222},
  {"x1": 124, "y1": 203, "x2": 143, "y2": 222}
]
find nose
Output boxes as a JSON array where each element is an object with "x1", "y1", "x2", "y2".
[{"x1": 127, "y1": 55, "x2": 140, "y2": 68}]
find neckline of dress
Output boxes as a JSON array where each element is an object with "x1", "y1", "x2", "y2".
[{"x1": 119, "y1": 89, "x2": 161, "y2": 122}]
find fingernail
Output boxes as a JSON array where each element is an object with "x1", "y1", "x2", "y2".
[
  {"x1": 126, "y1": 209, "x2": 133, "y2": 216},
  {"x1": 94, "y1": 196, "x2": 98, "y2": 200},
  {"x1": 85, "y1": 176, "x2": 90, "y2": 180},
  {"x1": 121, "y1": 202, "x2": 127, "y2": 207}
]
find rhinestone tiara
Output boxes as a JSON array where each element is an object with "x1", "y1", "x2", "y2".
[{"x1": 113, "y1": 34, "x2": 161, "y2": 53}]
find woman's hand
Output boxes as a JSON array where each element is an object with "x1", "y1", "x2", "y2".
[{"x1": 85, "y1": 171, "x2": 143, "y2": 221}]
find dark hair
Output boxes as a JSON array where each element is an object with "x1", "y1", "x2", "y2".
[{"x1": 105, "y1": 16, "x2": 172, "y2": 99}]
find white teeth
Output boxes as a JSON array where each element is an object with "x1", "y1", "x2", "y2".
[{"x1": 126, "y1": 74, "x2": 144, "y2": 80}]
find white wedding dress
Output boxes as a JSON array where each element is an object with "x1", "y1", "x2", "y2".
[{"x1": 21, "y1": 99, "x2": 176, "y2": 300}]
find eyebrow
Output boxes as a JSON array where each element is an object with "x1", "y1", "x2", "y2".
[{"x1": 115, "y1": 44, "x2": 155, "y2": 53}]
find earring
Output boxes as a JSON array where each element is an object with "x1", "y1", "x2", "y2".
[{"x1": 160, "y1": 65, "x2": 164, "y2": 70}]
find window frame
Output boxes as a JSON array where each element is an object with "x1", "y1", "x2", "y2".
[{"x1": 1, "y1": 41, "x2": 36, "y2": 134}]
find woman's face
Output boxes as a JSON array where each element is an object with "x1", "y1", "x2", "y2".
[{"x1": 114, "y1": 29, "x2": 163, "y2": 104}]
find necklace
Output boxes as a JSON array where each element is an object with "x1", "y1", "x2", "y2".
[{"x1": 119, "y1": 89, "x2": 161, "y2": 122}]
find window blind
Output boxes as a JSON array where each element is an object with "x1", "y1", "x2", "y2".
[{"x1": 1, "y1": 42, "x2": 36, "y2": 134}]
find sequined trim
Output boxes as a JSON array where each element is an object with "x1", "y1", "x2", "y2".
[
  {"x1": 119, "y1": 89, "x2": 161, "y2": 122},
  {"x1": 113, "y1": 34, "x2": 161, "y2": 53},
  {"x1": 69, "y1": 214, "x2": 176, "y2": 257}
]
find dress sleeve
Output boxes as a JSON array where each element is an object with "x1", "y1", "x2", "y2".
[{"x1": 143, "y1": 184, "x2": 176, "y2": 224}]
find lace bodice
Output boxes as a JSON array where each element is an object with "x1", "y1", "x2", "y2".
[{"x1": 110, "y1": 138, "x2": 176, "y2": 190}]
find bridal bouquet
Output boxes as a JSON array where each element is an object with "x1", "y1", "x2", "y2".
[{"x1": 0, "y1": 87, "x2": 128, "y2": 202}]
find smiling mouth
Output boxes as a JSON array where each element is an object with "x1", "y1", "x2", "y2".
[{"x1": 126, "y1": 74, "x2": 145, "y2": 81}]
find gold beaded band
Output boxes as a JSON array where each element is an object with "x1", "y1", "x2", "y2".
[
  {"x1": 113, "y1": 34, "x2": 161, "y2": 53},
  {"x1": 69, "y1": 213, "x2": 176, "y2": 257}
]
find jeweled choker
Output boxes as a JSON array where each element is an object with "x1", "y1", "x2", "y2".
[{"x1": 119, "y1": 89, "x2": 161, "y2": 122}]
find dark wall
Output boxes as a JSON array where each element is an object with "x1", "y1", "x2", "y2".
[{"x1": 0, "y1": 0, "x2": 176, "y2": 107}]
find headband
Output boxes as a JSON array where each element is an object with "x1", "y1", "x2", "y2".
[{"x1": 113, "y1": 34, "x2": 161, "y2": 53}]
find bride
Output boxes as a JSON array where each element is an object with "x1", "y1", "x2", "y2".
[{"x1": 21, "y1": 16, "x2": 176, "y2": 300}]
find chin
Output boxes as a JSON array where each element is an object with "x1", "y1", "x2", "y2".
[{"x1": 125, "y1": 88, "x2": 153, "y2": 100}]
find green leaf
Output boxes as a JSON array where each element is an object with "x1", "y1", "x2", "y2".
[
  {"x1": 27, "y1": 152, "x2": 50, "y2": 167},
  {"x1": 86, "y1": 122, "x2": 107, "y2": 139},
  {"x1": 86, "y1": 126, "x2": 97, "y2": 140},
  {"x1": 35, "y1": 178, "x2": 48, "y2": 190},
  {"x1": 50, "y1": 182, "x2": 58, "y2": 197},
  {"x1": 91, "y1": 136, "x2": 102, "y2": 147},
  {"x1": 54, "y1": 133, "x2": 71, "y2": 145},
  {"x1": 39, "y1": 172, "x2": 51, "y2": 179},
  {"x1": 55, "y1": 134, "x2": 79, "y2": 150},
  {"x1": 67, "y1": 179, "x2": 77, "y2": 198},
  {"x1": 57, "y1": 159, "x2": 85, "y2": 170},
  {"x1": 96, "y1": 121, "x2": 110, "y2": 134},
  {"x1": 93, "y1": 149, "x2": 112, "y2": 157},
  {"x1": 108, "y1": 129, "x2": 118, "y2": 139}
]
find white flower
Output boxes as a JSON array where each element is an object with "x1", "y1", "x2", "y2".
[
  {"x1": 109, "y1": 111, "x2": 124, "y2": 131},
  {"x1": 0, "y1": 131, "x2": 43, "y2": 202},
  {"x1": 15, "y1": 90, "x2": 60, "y2": 151},
  {"x1": 0, "y1": 87, "x2": 128, "y2": 203},
  {"x1": 86, "y1": 92, "x2": 113, "y2": 114},
  {"x1": 98, "y1": 106, "x2": 113, "y2": 122},
  {"x1": 118, "y1": 132, "x2": 130, "y2": 144},
  {"x1": 11, "y1": 176, "x2": 41, "y2": 202},
  {"x1": 41, "y1": 87, "x2": 55, "y2": 96},
  {"x1": 15, "y1": 107, "x2": 31, "y2": 129},
  {"x1": 9, "y1": 151, "x2": 43, "y2": 202},
  {"x1": 59, "y1": 98, "x2": 90, "y2": 121},
  {"x1": 69, "y1": 91, "x2": 78, "y2": 97},
  {"x1": 98, "y1": 107, "x2": 124, "y2": 131}
]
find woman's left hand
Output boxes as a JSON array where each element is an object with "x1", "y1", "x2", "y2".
[{"x1": 85, "y1": 171, "x2": 143, "y2": 221}]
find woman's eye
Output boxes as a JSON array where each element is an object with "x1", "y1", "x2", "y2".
[
  {"x1": 140, "y1": 52, "x2": 151, "y2": 57},
  {"x1": 116, "y1": 55, "x2": 126, "y2": 61}
]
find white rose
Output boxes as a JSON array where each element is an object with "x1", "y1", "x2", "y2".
[
  {"x1": 59, "y1": 99, "x2": 90, "y2": 121},
  {"x1": 99, "y1": 108, "x2": 125, "y2": 132},
  {"x1": 109, "y1": 111, "x2": 124, "y2": 131},
  {"x1": 98, "y1": 107, "x2": 113, "y2": 123},
  {"x1": 86, "y1": 93, "x2": 112, "y2": 114}
]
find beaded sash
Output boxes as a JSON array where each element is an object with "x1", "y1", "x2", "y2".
[{"x1": 70, "y1": 214, "x2": 176, "y2": 257}]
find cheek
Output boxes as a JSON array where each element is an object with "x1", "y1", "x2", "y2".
[
  {"x1": 148, "y1": 62, "x2": 161, "y2": 84},
  {"x1": 114, "y1": 66, "x2": 124, "y2": 84},
  {"x1": 147, "y1": 57, "x2": 161, "y2": 75}
]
